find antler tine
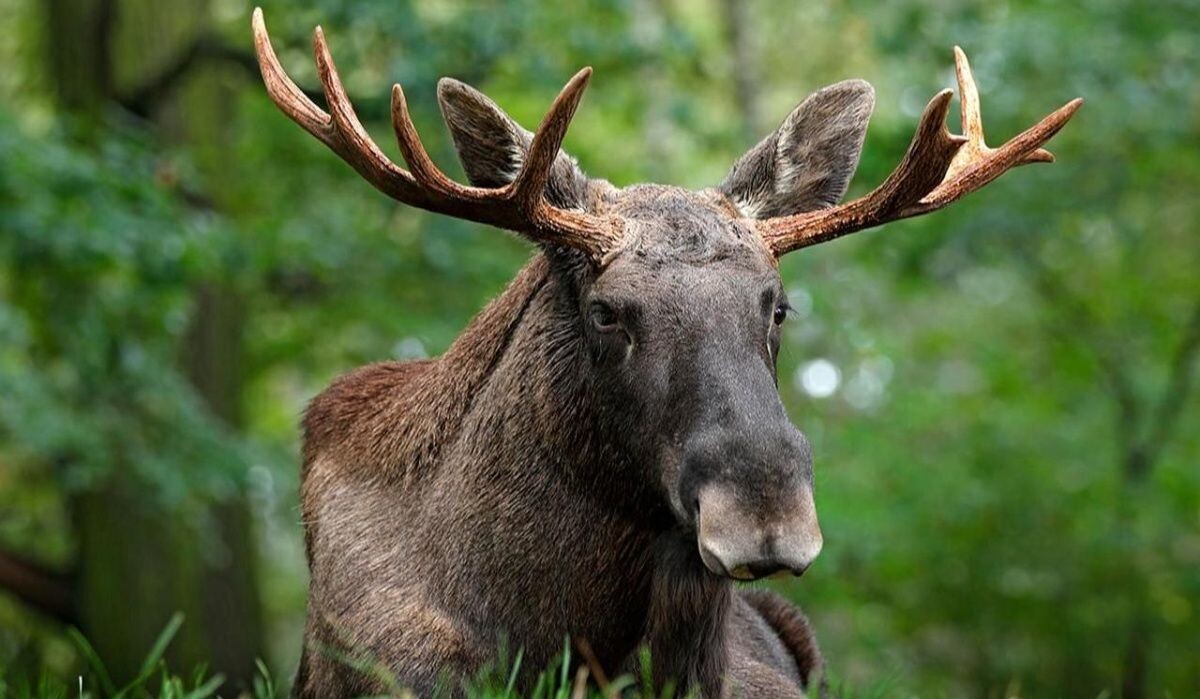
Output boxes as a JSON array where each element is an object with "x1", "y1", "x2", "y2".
[
  {"x1": 514, "y1": 68, "x2": 593, "y2": 214},
  {"x1": 950, "y1": 46, "x2": 1052, "y2": 177},
  {"x1": 924, "y1": 49, "x2": 1082, "y2": 208},
  {"x1": 389, "y1": 83, "x2": 481, "y2": 201},
  {"x1": 858, "y1": 89, "x2": 965, "y2": 218},
  {"x1": 252, "y1": 8, "x2": 331, "y2": 143},
  {"x1": 758, "y1": 46, "x2": 1082, "y2": 257},
  {"x1": 309, "y1": 25, "x2": 426, "y2": 202},
  {"x1": 955, "y1": 47, "x2": 986, "y2": 152},
  {"x1": 255, "y1": 8, "x2": 426, "y2": 204}
]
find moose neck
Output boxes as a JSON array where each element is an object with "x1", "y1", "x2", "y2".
[
  {"x1": 646, "y1": 530, "x2": 734, "y2": 696},
  {"x1": 431, "y1": 250, "x2": 734, "y2": 690}
]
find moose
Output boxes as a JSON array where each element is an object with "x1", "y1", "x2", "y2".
[{"x1": 252, "y1": 9, "x2": 1080, "y2": 697}]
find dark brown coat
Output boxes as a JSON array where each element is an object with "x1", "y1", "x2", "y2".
[{"x1": 296, "y1": 249, "x2": 824, "y2": 697}]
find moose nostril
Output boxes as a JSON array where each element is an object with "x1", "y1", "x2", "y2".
[
  {"x1": 736, "y1": 557, "x2": 813, "y2": 581},
  {"x1": 744, "y1": 559, "x2": 790, "y2": 580}
]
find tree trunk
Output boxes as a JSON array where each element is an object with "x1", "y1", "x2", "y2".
[
  {"x1": 181, "y1": 285, "x2": 265, "y2": 688},
  {"x1": 44, "y1": 0, "x2": 115, "y2": 113},
  {"x1": 720, "y1": 0, "x2": 762, "y2": 142},
  {"x1": 42, "y1": 0, "x2": 265, "y2": 688}
]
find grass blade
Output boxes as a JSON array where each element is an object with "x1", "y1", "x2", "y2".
[
  {"x1": 504, "y1": 648, "x2": 524, "y2": 698},
  {"x1": 139, "y1": 613, "x2": 185, "y2": 678},
  {"x1": 557, "y1": 639, "x2": 570, "y2": 695},
  {"x1": 67, "y1": 626, "x2": 116, "y2": 697},
  {"x1": 182, "y1": 673, "x2": 224, "y2": 699}
]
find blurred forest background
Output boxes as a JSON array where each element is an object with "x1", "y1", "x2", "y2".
[{"x1": 0, "y1": 0, "x2": 1197, "y2": 696}]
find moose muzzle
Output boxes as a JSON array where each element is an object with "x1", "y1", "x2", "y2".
[{"x1": 695, "y1": 484, "x2": 823, "y2": 581}]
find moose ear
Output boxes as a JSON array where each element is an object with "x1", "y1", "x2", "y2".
[
  {"x1": 720, "y1": 79, "x2": 875, "y2": 219},
  {"x1": 437, "y1": 78, "x2": 591, "y2": 209}
]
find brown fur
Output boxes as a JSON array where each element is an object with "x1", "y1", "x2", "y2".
[
  {"x1": 297, "y1": 255, "x2": 653, "y2": 695},
  {"x1": 295, "y1": 248, "x2": 824, "y2": 697},
  {"x1": 740, "y1": 589, "x2": 826, "y2": 690}
]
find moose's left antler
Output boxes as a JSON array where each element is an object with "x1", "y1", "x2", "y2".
[{"x1": 758, "y1": 47, "x2": 1083, "y2": 256}]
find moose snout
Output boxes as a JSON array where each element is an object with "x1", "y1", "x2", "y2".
[{"x1": 695, "y1": 484, "x2": 823, "y2": 581}]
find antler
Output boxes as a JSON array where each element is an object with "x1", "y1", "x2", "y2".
[
  {"x1": 251, "y1": 8, "x2": 624, "y2": 263},
  {"x1": 758, "y1": 47, "x2": 1083, "y2": 256}
]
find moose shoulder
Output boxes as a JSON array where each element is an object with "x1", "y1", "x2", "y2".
[{"x1": 252, "y1": 9, "x2": 1080, "y2": 698}]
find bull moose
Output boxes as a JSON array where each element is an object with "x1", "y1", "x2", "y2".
[{"x1": 251, "y1": 9, "x2": 1080, "y2": 697}]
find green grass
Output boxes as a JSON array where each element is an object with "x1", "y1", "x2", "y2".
[
  {"x1": 0, "y1": 615, "x2": 276, "y2": 699},
  {"x1": 308, "y1": 636, "x2": 681, "y2": 698},
  {"x1": 0, "y1": 615, "x2": 657, "y2": 699},
  {"x1": 0, "y1": 618, "x2": 861, "y2": 698}
]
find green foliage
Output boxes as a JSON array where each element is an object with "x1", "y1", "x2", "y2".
[{"x1": 0, "y1": 112, "x2": 255, "y2": 506}]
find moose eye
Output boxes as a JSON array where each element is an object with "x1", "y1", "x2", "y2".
[
  {"x1": 773, "y1": 304, "x2": 789, "y2": 326},
  {"x1": 590, "y1": 302, "x2": 620, "y2": 332}
]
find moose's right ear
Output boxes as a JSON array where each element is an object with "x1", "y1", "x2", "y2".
[
  {"x1": 720, "y1": 79, "x2": 875, "y2": 219},
  {"x1": 437, "y1": 79, "x2": 591, "y2": 209}
]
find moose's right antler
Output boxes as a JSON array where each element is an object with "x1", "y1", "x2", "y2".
[
  {"x1": 758, "y1": 47, "x2": 1083, "y2": 257},
  {"x1": 251, "y1": 8, "x2": 625, "y2": 263}
]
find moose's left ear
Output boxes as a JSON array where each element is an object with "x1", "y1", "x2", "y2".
[
  {"x1": 720, "y1": 79, "x2": 875, "y2": 219},
  {"x1": 438, "y1": 78, "x2": 592, "y2": 210}
]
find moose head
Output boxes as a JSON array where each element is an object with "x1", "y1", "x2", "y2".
[{"x1": 253, "y1": 10, "x2": 1080, "y2": 584}]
